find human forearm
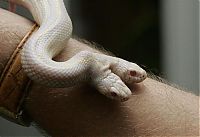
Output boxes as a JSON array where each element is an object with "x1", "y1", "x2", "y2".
[
  {"x1": 25, "y1": 78, "x2": 199, "y2": 136},
  {"x1": 0, "y1": 8, "x2": 199, "y2": 136},
  {"x1": 16, "y1": 77, "x2": 198, "y2": 136}
]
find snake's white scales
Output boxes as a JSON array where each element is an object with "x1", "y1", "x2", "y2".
[{"x1": 6, "y1": 0, "x2": 147, "y2": 101}]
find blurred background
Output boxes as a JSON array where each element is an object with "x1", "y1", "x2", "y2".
[{"x1": 0, "y1": 0, "x2": 199, "y2": 136}]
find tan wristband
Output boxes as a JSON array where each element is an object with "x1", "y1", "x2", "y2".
[{"x1": 0, "y1": 24, "x2": 38, "y2": 126}]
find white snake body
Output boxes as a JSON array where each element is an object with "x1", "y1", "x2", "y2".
[{"x1": 7, "y1": 0, "x2": 147, "y2": 101}]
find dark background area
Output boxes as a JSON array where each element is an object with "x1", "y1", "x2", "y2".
[{"x1": 70, "y1": 0, "x2": 161, "y2": 75}]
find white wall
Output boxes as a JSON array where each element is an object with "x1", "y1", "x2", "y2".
[{"x1": 161, "y1": 0, "x2": 199, "y2": 95}]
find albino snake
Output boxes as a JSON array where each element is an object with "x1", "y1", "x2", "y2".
[{"x1": 5, "y1": 0, "x2": 147, "y2": 101}]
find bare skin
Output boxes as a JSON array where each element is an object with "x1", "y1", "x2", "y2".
[{"x1": 0, "y1": 8, "x2": 199, "y2": 136}]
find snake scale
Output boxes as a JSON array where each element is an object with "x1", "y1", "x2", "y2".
[{"x1": 5, "y1": 0, "x2": 147, "y2": 101}]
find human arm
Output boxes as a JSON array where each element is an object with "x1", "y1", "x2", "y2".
[
  {"x1": 25, "y1": 77, "x2": 199, "y2": 136},
  {"x1": 0, "y1": 8, "x2": 199, "y2": 136}
]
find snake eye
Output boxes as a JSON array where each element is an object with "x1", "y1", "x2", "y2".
[
  {"x1": 110, "y1": 92, "x2": 117, "y2": 97},
  {"x1": 130, "y1": 70, "x2": 137, "y2": 76}
]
